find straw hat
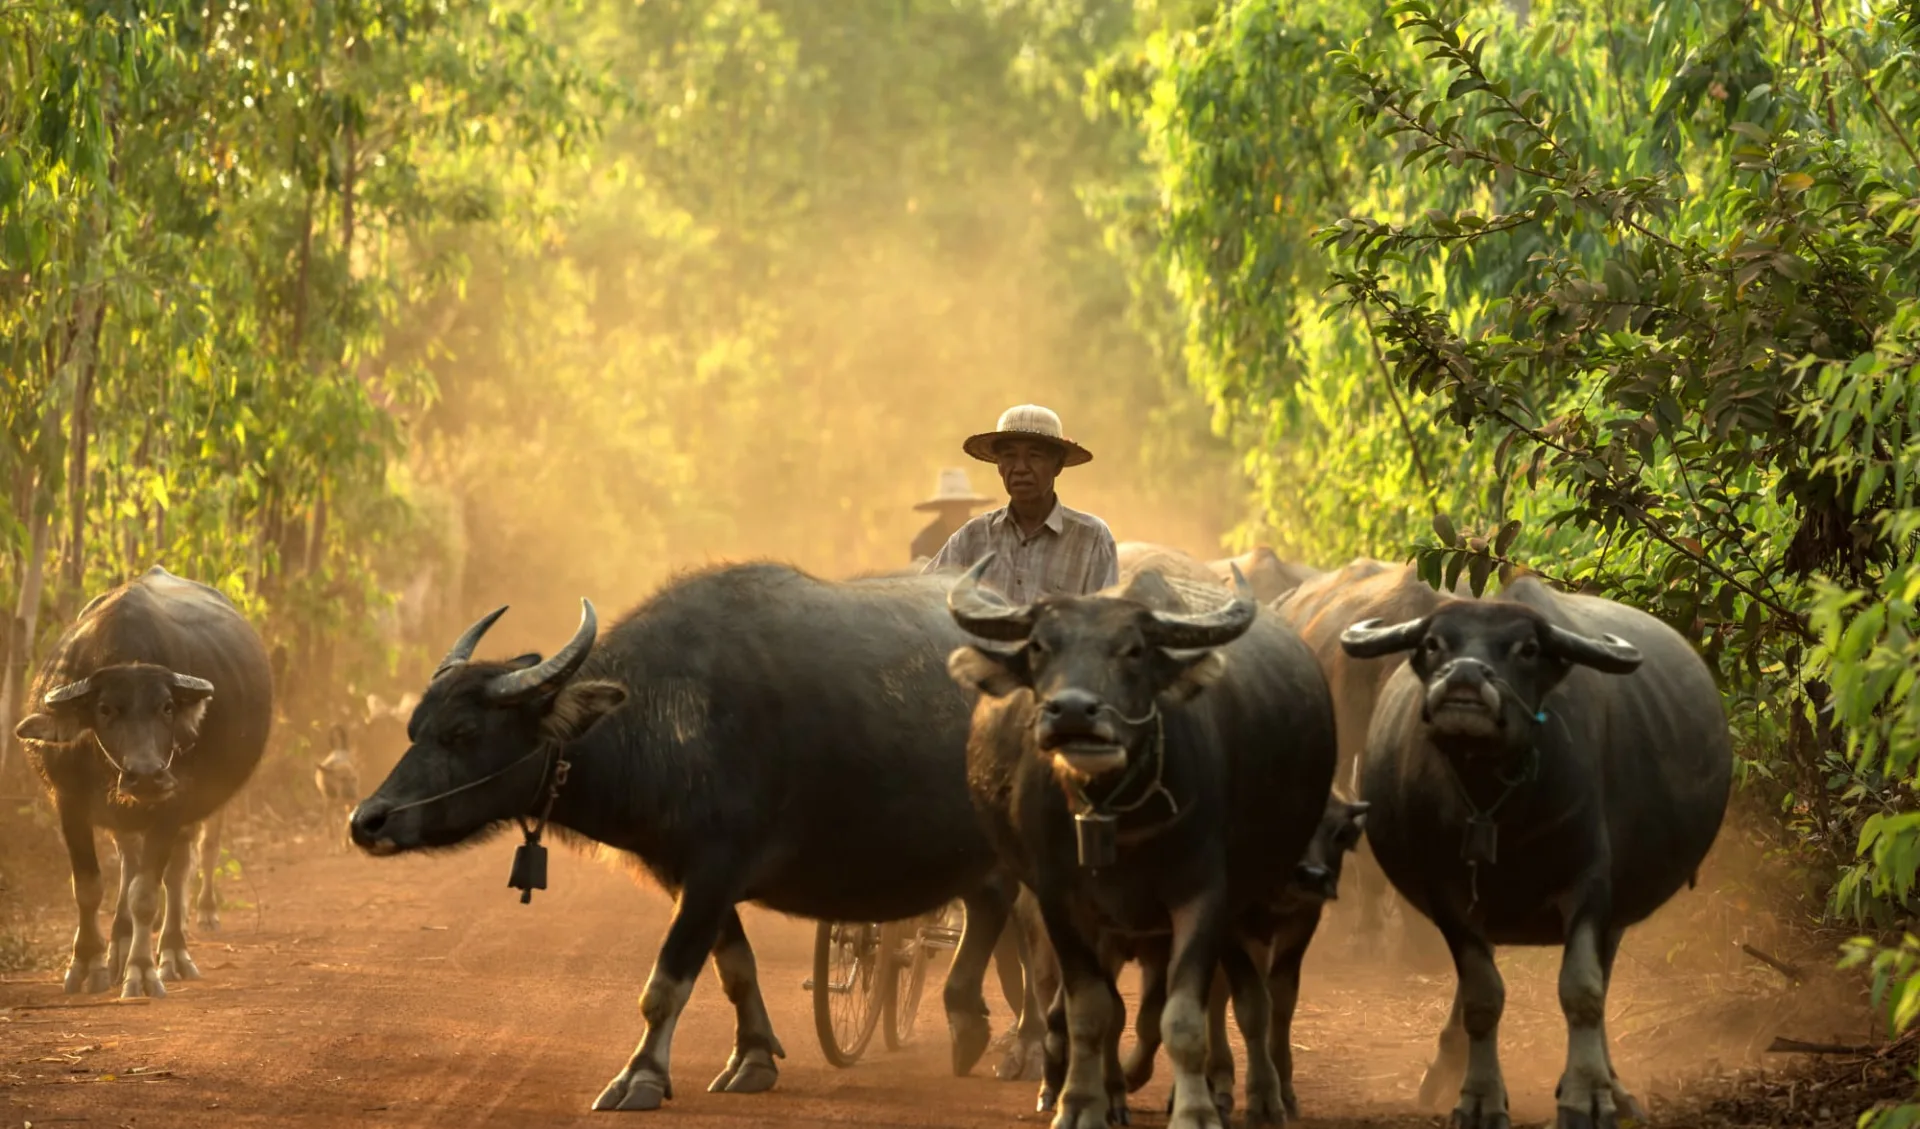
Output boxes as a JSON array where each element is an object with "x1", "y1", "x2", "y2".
[
  {"x1": 961, "y1": 404, "x2": 1093, "y2": 467},
  {"x1": 914, "y1": 468, "x2": 993, "y2": 512}
]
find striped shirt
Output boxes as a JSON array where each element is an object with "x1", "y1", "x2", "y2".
[{"x1": 923, "y1": 500, "x2": 1119, "y2": 603}]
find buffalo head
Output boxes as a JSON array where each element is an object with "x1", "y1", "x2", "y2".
[
  {"x1": 1339, "y1": 600, "x2": 1641, "y2": 755},
  {"x1": 1292, "y1": 797, "x2": 1369, "y2": 902},
  {"x1": 14, "y1": 664, "x2": 215, "y2": 802},
  {"x1": 944, "y1": 555, "x2": 1257, "y2": 783},
  {"x1": 349, "y1": 600, "x2": 627, "y2": 855}
]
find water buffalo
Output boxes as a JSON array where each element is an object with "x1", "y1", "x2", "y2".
[
  {"x1": 1276, "y1": 558, "x2": 1464, "y2": 965},
  {"x1": 1116, "y1": 543, "x2": 1318, "y2": 607},
  {"x1": 946, "y1": 558, "x2": 1336, "y2": 1129},
  {"x1": 1340, "y1": 576, "x2": 1731, "y2": 1129},
  {"x1": 348, "y1": 565, "x2": 1022, "y2": 1113},
  {"x1": 12, "y1": 566, "x2": 273, "y2": 998}
]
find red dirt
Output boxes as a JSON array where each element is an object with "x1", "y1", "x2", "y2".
[{"x1": 0, "y1": 827, "x2": 1892, "y2": 1129}]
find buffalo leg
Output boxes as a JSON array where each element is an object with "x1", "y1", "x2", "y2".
[
  {"x1": 106, "y1": 833, "x2": 139, "y2": 986},
  {"x1": 994, "y1": 918, "x2": 1048, "y2": 1082},
  {"x1": 1122, "y1": 936, "x2": 1169, "y2": 1093},
  {"x1": 1003, "y1": 890, "x2": 1056, "y2": 1084},
  {"x1": 1265, "y1": 923, "x2": 1311, "y2": 1119},
  {"x1": 1348, "y1": 844, "x2": 1389, "y2": 958},
  {"x1": 1595, "y1": 928, "x2": 1643, "y2": 1120},
  {"x1": 1204, "y1": 967, "x2": 1235, "y2": 1114},
  {"x1": 1553, "y1": 914, "x2": 1621, "y2": 1129},
  {"x1": 55, "y1": 801, "x2": 112, "y2": 994},
  {"x1": 1427, "y1": 924, "x2": 1508, "y2": 1129},
  {"x1": 157, "y1": 825, "x2": 202, "y2": 983},
  {"x1": 706, "y1": 908, "x2": 786, "y2": 1095},
  {"x1": 1163, "y1": 894, "x2": 1229, "y2": 1129},
  {"x1": 1038, "y1": 984, "x2": 1068, "y2": 1115},
  {"x1": 118, "y1": 828, "x2": 178, "y2": 999},
  {"x1": 1035, "y1": 885, "x2": 1117, "y2": 1129},
  {"x1": 947, "y1": 880, "x2": 1013, "y2": 1076},
  {"x1": 1101, "y1": 973, "x2": 1130, "y2": 1124},
  {"x1": 1221, "y1": 943, "x2": 1282, "y2": 1124},
  {"x1": 193, "y1": 811, "x2": 223, "y2": 931},
  {"x1": 592, "y1": 881, "x2": 735, "y2": 1112}
]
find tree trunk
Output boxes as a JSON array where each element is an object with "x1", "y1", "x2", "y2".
[
  {"x1": 0, "y1": 510, "x2": 53, "y2": 785},
  {"x1": 63, "y1": 284, "x2": 106, "y2": 614}
]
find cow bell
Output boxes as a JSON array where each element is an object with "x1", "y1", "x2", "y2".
[
  {"x1": 1075, "y1": 810, "x2": 1118, "y2": 870},
  {"x1": 508, "y1": 840, "x2": 549, "y2": 904}
]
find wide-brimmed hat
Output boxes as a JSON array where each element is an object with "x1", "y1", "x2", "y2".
[
  {"x1": 962, "y1": 404, "x2": 1093, "y2": 467},
  {"x1": 914, "y1": 468, "x2": 993, "y2": 512}
]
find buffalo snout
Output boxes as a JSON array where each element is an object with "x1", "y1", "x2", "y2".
[
  {"x1": 1293, "y1": 861, "x2": 1338, "y2": 901},
  {"x1": 1423, "y1": 658, "x2": 1505, "y2": 736},
  {"x1": 116, "y1": 766, "x2": 178, "y2": 801},
  {"x1": 349, "y1": 799, "x2": 401, "y2": 855},
  {"x1": 1038, "y1": 689, "x2": 1107, "y2": 745}
]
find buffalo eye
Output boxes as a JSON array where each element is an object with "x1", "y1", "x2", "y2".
[
  {"x1": 1516, "y1": 638, "x2": 1540, "y2": 662},
  {"x1": 1028, "y1": 639, "x2": 1049, "y2": 659},
  {"x1": 1117, "y1": 641, "x2": 1144, "y2": 661},
  {"x1": 444, "y1": 722, "x2": 480, "y2": 747},
  {"x1": 161, "y1": 700, "x2": 175, "y2": 717},
  {"x1": 1422, "y1": 636, "x2": 1445, "y2": 657},
  {"x1": 97, "y1": 703, "x2": 116, "y2": 721}
]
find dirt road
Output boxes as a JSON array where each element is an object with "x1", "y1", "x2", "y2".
[{"x1": 0, "y1": 832, "x2": 1846, "y2": 1129}]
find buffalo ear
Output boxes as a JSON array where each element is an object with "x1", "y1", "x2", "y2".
[
  {"x1": 948, "y1": 645, "x2": 1030, "y2": 698},
  {"x1": 543, "y1": 679, "x2": 628, "y2": 744},
  {"x1": 14, "y1": 712, "x2": 61, "y2": 744},
  {"x1": 1157, "y1": 648, "x2": 1228, "y2": 703}
]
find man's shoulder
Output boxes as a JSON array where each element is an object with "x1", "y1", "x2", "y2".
[{"x1": 1055, "y1": 502, "x2": 1115, "y2": 542}]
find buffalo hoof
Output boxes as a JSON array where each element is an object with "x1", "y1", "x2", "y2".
[
  {"x1": 121, "y1": 963, "x2": 166, "y2": 1000},
  {"x1": 106, "y1": 938, "x2": 130, "y2": 987},
  {"x1": 1283, "y1": 1085, "x2": 1301, "y2": 1121},
  {"x1": 158, "y1": 948, "x2": 201, "y2": 983},
  {"x1": 996, "y1": 1037, "x2": 1046, "y2": 1083},
  {"x1": 1036, "y1": 1080, "x2": 1060, "y2": 1115},
  {"x1": 1050, "y1": 1094, "x2": 1111, "y2": 1129},
  {"x1": 708, "y1": 1049, "x2": 779, "y2": 1095},
  {"x1": 64, "y1": 958, "x2": 111, "y2": 995},
  {"x1": 1208, "y1": 1071, "x2": 1235, "y2": 1117},
  {"x1": 1121, "y1": 1045, "x2": 1154, "y2": 1092},
  {"x1": 949, "y1": 1011, "x2": 991, "y2": 1077},
  {"x1": 198, "y1": 909, "x2": 220, "y2": 933},
  {"x1": 1244, "y1": 1080, "x2": 1287, "y2": 1125},
  {"x1": 1450, "y1": 1105, "x2": 1511, "y2": 1129},
  {"x1": 1167, "y1": 1097, "x2": 1226, "y2": 1129},
  {"x1": 592, "y1": 1070, "x2": 671, "y2": 1112}
]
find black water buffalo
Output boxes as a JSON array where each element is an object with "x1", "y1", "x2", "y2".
[
  {"x1": 1275, "y1": 559, "x2": 1462, "y2": 966},
  {"x1": 12, "y1": 566, "x2": 273, "y2": 998},
  {"x1": 348, "y1": 565, "x2": 1023, "y2": 1113},
  {"x1": 946, "y1": 558, "x2": 1336, "y2": 1129},
  {"x1": 1340, "y1": 576, "x2": 1732, "y2": 1129}
]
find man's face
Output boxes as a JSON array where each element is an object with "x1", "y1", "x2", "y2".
[{"x1": 994, "y1": 439, "x2": 1064, "y2": 505}]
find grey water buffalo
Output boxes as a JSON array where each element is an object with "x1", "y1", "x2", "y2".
[
  {"x1": 348, "y1": 565, "x2": 1024, "y2": 1113},
  {"x1": 1340, "y1": 576, "x2": 1731, "y2": 1129},
  {"x1": 946, "y1": 558, "x2": 1336, "y2": 1129},
  {"x1": 12, "y1": 566, "x2": 273, "y2": 998},
  {"x1": 1276, "y1": 559, "x2": 1465, "y2": 965},
  {"x1": 1116, "y1": 542, "x2": 1318, "y2": 607}
]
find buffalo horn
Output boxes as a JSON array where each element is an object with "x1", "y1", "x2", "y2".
[
  {"x1": 486, "y1": 598, "x2": 599, "y2": 702},
  {"x1": 1227, "y1": 562, "x2": 1255, "y2": 601},
  {"x1": 947, "y1": 555, "x2": 1037, "y2": 642},
  {"x1": 43, "y1": 677, "x2": 95, "y2": 706},
  {"x1": 1339, "y1": 616, "x2": 1432, "y2": 658},
  {"x1": 438, "y1": 605, "x2": 510, "y2": 676},
  {"x1": 1144, "y1": 583, "x2": 1257, "y2": 650},
  {"x1": 168, "y1": 672, "x2": 215, "y2": 696},
  {"x1": 1542, "y1": 624, "x2": 1643, "y2": 674}
]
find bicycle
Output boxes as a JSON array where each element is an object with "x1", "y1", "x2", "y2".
[{"x1": 804, "y1": 899, "x2": 966, "y2": 1067}]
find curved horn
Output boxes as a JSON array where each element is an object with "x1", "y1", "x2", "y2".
[
  {"x1": 1339, "y1": 616, "x2": 1432, "y2": 658},
  {"x1": 168, "y1": 672, "x2": 215, "y2": 697},
  {"x1": 438, "y1": 605, "x2": 509, "y2": 676},
  {"x1": 43, "y1": 678, "x2": 95, "y2": 706},
  {"x1": 486, "y1": 599, "x2": 599, "y2": 702},
  {"x1": 1227, "y1": 562, "x2": 1255, "y2": 601},
  {"x1": 1542, "y1": 623, "x2": 1642, "y2": 674},
  {"x1": 947, "y1": 555, "x2": 1037, "y2": 642},
  {"x1": 1144, "y1": 590, "x2": 1258, "y2": 650}
]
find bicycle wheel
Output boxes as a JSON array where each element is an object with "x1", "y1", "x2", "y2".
[
  {"x1": 883, "y1": 917, "x2": 936, "y2": 1049},
  {"x1": 813, "y1": 920, "x2": 888, "y2": 1067}
]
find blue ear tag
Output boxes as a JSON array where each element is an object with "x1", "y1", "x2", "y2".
[{"x1": 1535, "y1": 711, "x2": 1549, "y2": 723}]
